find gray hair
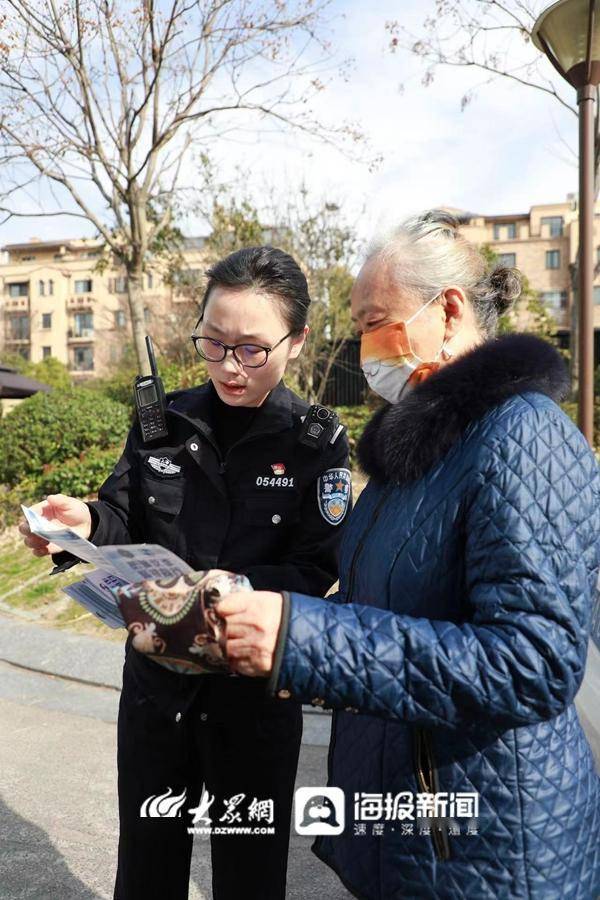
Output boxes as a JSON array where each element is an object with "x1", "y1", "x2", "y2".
[{"x1": 365, "y1": 209, "x2": 521, "y2": 338}]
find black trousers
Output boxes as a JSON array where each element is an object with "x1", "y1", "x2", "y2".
[{"x1": 113, "y1": 653, "x2": 303, "y2": 900}]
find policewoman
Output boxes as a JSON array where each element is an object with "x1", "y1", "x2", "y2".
[{"x1": 19, "y1": 246, "x2": 352, "y2": 900}]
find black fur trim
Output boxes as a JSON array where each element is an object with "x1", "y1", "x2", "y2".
[{"x1": 356, "y1": 333, "x2": 570, "y2": 484}]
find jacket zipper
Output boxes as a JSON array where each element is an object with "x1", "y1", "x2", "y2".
[
  {"x1": 326, "y1": 486, "x2": 393, "y2": 780},
  {"x1": 167, "y1": 407, "x2": 287, "y2": 475},
  {"x1": 413, "y1": 726, "x2": 451, "y2": 861},
  {"x1": 345, "y1": 485, "x2": 393, "y2": 603}
]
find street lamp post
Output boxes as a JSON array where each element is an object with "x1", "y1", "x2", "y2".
[{"x1": 533, "y1": 0, "x2": 600, "y2": 445}]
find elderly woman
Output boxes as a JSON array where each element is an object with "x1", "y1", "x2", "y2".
[{"x1": 219, "y1": 211, "x2": 600, "y2": 899}]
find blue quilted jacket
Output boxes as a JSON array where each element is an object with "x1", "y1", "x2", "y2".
[{"x1": 267, "y1": 335, "x2": 600, "y2": 900}]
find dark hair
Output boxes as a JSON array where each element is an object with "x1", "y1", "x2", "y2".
[{"x1": 199, "y1": 245, "x2": 311, "y2": 334}]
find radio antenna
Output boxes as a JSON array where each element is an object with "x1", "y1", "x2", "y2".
[{"x1": 145, "y1": 335, "x2": 158, "y2": 377}]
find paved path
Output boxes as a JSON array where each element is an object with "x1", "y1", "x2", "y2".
[
  {"x1": 1, "y1": 609, "x2": 598, "y2": 900},
  {"x1": 0, "y1": 613, "x2": 352, "y2": 900}
]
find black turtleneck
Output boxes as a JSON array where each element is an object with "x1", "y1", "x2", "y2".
[{"x1": 210, "y1": 384, "x2": 261, "y2": 456}]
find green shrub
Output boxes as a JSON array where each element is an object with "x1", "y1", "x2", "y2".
[
  {"x1": 0, "y1": 478, "x2": 42, "y2": 530},
  {"x1": 36, "y1": 446, "x2": 124, "y2": 497},
  {"x1": 0, "y1": 446, "x2": 124, "y2": 528},
  {"x1": 23, "y1": 358, "x2": 72, "y2": 390},
  {"x1": 0, "y1": 389, "x2": 130, "y2": 486},
  {"x1": 91, "y1": 359, "x2": 208, "y2": 413},
  {"x1": 333, "y1": 405, "x2": 372, "y2": 463}
]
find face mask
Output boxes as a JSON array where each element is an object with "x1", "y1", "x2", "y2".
[{"x1": 360, "y1": 292, "x2": 454, "y2": 404}]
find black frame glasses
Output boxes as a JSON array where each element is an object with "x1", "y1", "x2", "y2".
[{"x1": 190, "y1": 317, "x2": 295, "y2": 369}]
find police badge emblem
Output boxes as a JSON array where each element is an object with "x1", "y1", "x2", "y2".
[
  {"x1": 317, "y1": 468, "x2": 351, "y2": 525},
  {"x1": 146, "y1": 455, "x2": 182, "y2": 476}
]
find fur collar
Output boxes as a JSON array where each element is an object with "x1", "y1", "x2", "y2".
[{"x1": 356, "y1": 333, "x2": 570, "y2": 485}]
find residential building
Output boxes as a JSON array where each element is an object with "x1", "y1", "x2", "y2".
[
  {"x1": 0, "y1": 236, "x2": 206, "y2": 378},
  {"x1": 455, "y1": 196, "x2": 600, "y2": 348}
]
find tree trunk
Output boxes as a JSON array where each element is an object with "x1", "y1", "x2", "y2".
[{"x1": 127, "y1": 264, "x2": 149, "y2": 373}]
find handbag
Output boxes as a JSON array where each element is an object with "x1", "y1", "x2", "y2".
[{"x1": 114, "y1": 569, "x2": 250, "y2": 675}]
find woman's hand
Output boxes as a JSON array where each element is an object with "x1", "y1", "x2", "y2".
[
  {"x1": 18, "y1": 493, "x2": 92, "y2": 556},
  {"x1": 218, "y1": 591, "x2": 283, "y2": 677}
]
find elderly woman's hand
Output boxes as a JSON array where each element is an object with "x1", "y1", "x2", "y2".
[{"x1": 218, "y1": 591, "x2": 283, "y2": 677}]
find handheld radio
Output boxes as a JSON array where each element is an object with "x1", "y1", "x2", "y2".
[{"x1": 134, "y1": 336, "x2": 168, "y2": 443}]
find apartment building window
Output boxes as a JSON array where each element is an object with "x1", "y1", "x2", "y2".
[
  {"x1": 541, "y1": 291, "x2": 568, "y2": 310},
  {"x1": 173, "y1": 268, "x2": 202, "y2": 291},
  {"x1": 17, "y1": 347, "x2": 29, "y2": 361},
  {"x1": 545, "y1": 250, "x2": 561, "y2": 269},
  {"x1": 541, "y1": 216, "x2": 564, "y2": 237},
  {"x1": 111, "y1": 275, "x2": 128, "y2": 293},
  {"x1": 39, "y1": 280, "x2": 45, "y2": 295},
  {"x1": 21, "y1": 255, "x2": 36, "y2": 261},
  {"x1": 74, "y1": 278, "x2": 93, "y2": 294},
  {"x1": 506, "y1": 223, "x2": 517, "y2": 239},
  {"x1": 493, "y1": 224, "x2": 500, "y2": 240},
  {"x1": 42, "y1": 312, "x2": 52, "y2": 329},
  {"x1": 74, "y1": 312, "x2": 93, "y2": 337},
  {"x1": 498, "y1": 253, "x2": 516, "y2": 267},
  {"x1": 48, "y1": 279, "x2": 54, "y2": 295},
  {"x1": 72, "y1": 346, "x2": 94, "y2": 371},
  {"x1": 42, "y1": 346, "x2": 51, "y2": 359},
  {"x1": 8, "y1": 315, "x2": 30, "y2": 340},
  {"x1": 114, "y1": 309, "x2": 126, "y2": 328},
  {"x1": 7, "y1": 282, "x2": 29, "y2": 297},
  {"x1": 143, "y1": 306, "x2": 151, "y2": 324}
]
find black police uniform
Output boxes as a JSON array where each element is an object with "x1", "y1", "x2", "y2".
[{"x1": 53, "y1": 378, "x2": 351, "y2": 900}]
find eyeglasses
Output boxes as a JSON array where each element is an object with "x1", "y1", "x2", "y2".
[{"x1": 190, "y1": 319, "x2": 295, "y2": 369}]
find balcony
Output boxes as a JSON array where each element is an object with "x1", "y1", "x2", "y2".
[
  {"x1": 67, "y1": 327, "x2": 94, "y2": 341},
  {"x1": 67, "y1": 295, "x2": 95, "y2": 310},
  {"x1": 4, "y1": 297, "x2": 29, "y2": 311}
]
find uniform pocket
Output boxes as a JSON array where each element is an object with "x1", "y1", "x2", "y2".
[{"x1": 140, "y1": 475, "x2": 185, "y2": 516}]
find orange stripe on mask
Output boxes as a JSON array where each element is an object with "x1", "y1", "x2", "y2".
[{"x1": 360, "y1": 321, "x2": 412, "y2": 365}]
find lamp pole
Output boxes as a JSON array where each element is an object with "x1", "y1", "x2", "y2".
[
  {"x1": 579, "y1": 80, "x2": 595, "y2": 442},
  {"x1": 533, "y1": 0, "x2": 599, "y2": 446}
]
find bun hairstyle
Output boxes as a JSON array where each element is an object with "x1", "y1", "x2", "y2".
[
  {"x1": 483, "y1": 266, "x2": 522, "y2": 316},
  {"x1": 366, "y1": 209, "x2": 522, "y2": 338}
]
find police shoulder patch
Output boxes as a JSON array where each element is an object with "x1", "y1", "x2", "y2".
[{"x1": 317, "y1": 468, "x2": 351, "y2": 525}]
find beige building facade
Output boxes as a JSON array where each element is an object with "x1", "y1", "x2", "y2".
[
  {"x1": 2, "y1": 200, "x2": 599, "y2": 381},
  {"x1": 458, "y1": 195, "x2": 600, "y2": 337},
  {"x1": 0, "y1": 236, "x2": 205, "y2": 378}
]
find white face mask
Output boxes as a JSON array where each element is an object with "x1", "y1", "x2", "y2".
[{"x1": 360, "y1": 292, "x2": 454, "y2": 404}]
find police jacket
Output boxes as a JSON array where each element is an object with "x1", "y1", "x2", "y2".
[{"x1": 56, "y1": 378, "x2": 351, "y2": 722}]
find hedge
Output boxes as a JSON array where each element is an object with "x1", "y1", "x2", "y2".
[{"x1": 0, "y1": 388, "x2": 130, "y2": 487}]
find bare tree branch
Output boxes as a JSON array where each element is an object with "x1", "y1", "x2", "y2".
[{"x1": 0, "y1": 0, "x2": 365, "y2": 368}]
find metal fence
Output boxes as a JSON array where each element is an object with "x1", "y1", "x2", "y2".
[
  {"x1": 320, "y1": 338, "x2": 369, "y2": 407},
  {"x1": 320, "y1": 332, "x2": 599, "y2": 408}
]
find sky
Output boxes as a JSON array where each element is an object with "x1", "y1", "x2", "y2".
[{"x1": 0, "y1": 0, "x2": 581, "y2": 251}]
